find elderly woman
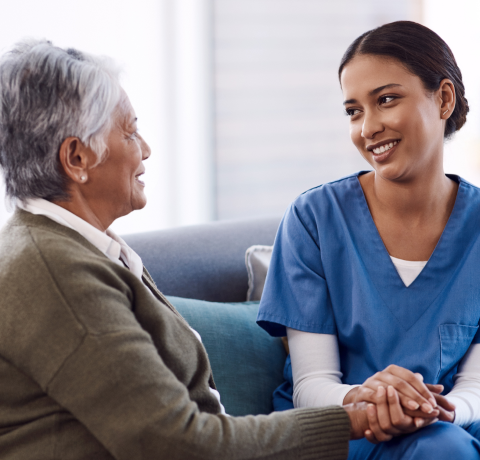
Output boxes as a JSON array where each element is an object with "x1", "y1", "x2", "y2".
[{"x1": 0, "y1": 40, "x2": 411, "y2": 459}]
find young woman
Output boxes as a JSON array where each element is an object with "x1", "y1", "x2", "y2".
[{"x1": 258, "y1": 21, "x2": 480, "y2": 459}]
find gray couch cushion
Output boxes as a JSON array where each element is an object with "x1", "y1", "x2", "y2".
[{"x1": 123, "y1": 217, "x2": 280, "y2": 302}]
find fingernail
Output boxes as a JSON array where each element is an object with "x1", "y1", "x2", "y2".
[
  {"x1": 387, "y1": 386, "x2": 395, "y2": 397},
  {"x1": 422, "y1": 403, "x2": 434, "y2": 413},
  {"x1": 415, "y1": 419, "x2": 424, "y2": 428},
  {"x1": 429, "y1": 397, "x2": 437, "y2": 407},
  {"x1": 408, "y1": 400, "x2": 420, "y2": 410},
  {"x1": 377, "y1": 386, "x2": 385, "y2": 396}
]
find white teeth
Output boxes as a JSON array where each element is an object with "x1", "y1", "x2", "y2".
[{"x1": 372, "y1": 140, "x2": 398, "y2": 154}]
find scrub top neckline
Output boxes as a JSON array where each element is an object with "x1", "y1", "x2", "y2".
[
  {"x1": 390, "y1": 256, "x2": 428, "y2": 267},
  {"x1": 353, "y1": 171, "x2": 469, "y2": 331}
]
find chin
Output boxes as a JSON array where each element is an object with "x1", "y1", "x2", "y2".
[
  {"x1": 374, "y1": 164, "x2": 413, "y2": 183},
  {"x1": 132, "y1": 196, "x2": 147, "y2": 211}
]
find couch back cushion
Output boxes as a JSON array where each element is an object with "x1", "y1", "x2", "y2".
[
  {"x1": 167, "y1": 296, "x2": 286, "y2": 416},
  {"x1": 123, "y1": 217, "x2": 280, "y2": 302}
]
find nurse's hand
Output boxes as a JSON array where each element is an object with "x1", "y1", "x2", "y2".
[
  {"x1": 344, "y1": 365, "x2": 438, "y2": 416},
  {"x1": 421, "y1": 384, "x2": 455, "y2": 423},
  {"x1": 346, "y1": 385, "x2": 438, "y2": 443},
  {"x1": 377, "y1": 383, "x2": 454, "y2": 425}
]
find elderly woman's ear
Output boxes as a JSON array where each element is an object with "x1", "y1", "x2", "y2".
[{"x1": 58, "y1": 137, "x2": 97, "y2": 185}]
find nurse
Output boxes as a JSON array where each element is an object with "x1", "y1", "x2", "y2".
[{"x1": 257, "y1": 21, "x2": 480, "y2": 459}]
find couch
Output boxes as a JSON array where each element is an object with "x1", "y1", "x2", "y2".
[{"x1": 123, "y1": 216, "x2": 285, "y2": 417}]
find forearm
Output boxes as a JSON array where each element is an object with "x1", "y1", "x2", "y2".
[
  {"x1": 287, "y1": 328, "x2": 359, "y2": 408},
  {"x1": 49, "y1": 331, "x2": 350, "y2": 460},
  {"x1": 446, "y1": 343, "x2": 480, "y2": 426}
]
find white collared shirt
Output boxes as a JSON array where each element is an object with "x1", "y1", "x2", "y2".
[{"x1": 18, "y1": 198, "x2": 144, "y2": 280}]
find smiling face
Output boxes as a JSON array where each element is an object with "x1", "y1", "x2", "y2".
[
  {"x1": 86, "y1": 92, "x2": 151, "y2": 222},
  {"x1": 341, "y1": 55, "x2": 447, "y2": 182}
]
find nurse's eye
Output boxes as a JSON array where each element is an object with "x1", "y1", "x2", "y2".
[
  {"x1": 379, "y1": 95, "x2": 396, "y2": 105},
  {"x1": 345, "y1": 108, "x2": 361, "y2": 117}
]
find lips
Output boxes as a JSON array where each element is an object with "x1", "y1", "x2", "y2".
[
  {"x1": 366, "y1": 139, "x2": 400, "y2": 163},
  {"x1": 135, "y1": 172, "x2": 145, "y2": 186},
  {"x1": 372, "y1": 140, "x2": 399, "y2": 154}
]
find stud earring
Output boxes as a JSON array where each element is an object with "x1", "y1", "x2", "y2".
[
  {"x1": 443, "y1": 109, "x2": 448, "y2": 116},
  {"x1": 80, "y1": 176, "x2": 86, "y2": 182}
]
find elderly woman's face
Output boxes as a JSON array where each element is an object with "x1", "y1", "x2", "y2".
[{"x1": 87, "y1": 93, "x2": 151, "y2": 220}]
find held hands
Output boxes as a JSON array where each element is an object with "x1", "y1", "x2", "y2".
[
  {"x1": 343, "y1": 365, "x2": 456, "y2": 442},
  {"x1": 345, "y1": 385, "x2": 423, "y2": 443}
]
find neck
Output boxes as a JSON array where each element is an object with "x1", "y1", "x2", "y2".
[
  {"x1": 362, "y1": 167, "x2": 458, "y2": 223},
  {"x1": 53, "y1": 192, "x2": 113, "y2": 232}
]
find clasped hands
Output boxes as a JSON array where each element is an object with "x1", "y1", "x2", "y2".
[{"x1": 343, "y1": 365, "x2": 456, "y2": 443}]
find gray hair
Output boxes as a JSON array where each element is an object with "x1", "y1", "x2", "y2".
[{"x1": 0, "y1": 39, "x2": 122, "y2": 201}]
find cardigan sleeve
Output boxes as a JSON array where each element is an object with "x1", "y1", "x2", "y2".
[{"x1": 47, "y1": 325, "x2": 350, "y2": 460}]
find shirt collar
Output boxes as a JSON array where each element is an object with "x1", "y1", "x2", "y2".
[{"x1": 17, "y1": 198, "x2": 143, "y2": 280}]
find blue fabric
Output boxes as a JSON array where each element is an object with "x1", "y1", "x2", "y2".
[
  {"x1": 467, "y1": 420, "x2": 480, "y2": 440},
  {"x1": 257, "y1": 172, "x2": 480, "y2": 453},
  {"x1": 167, "y1": 296, "x2": 287, "y2": 416},
  {"x1": 348, "y1": 422, "x2": 480, "y2": 459},
  {"x1": 272, "y1": 354, "x2": 294, "y2": 411},
  {"x1": 273, "y1": 355, "x2": 294, "y2": 410}
]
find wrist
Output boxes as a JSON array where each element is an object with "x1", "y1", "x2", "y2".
[
  {"x1": 343, "y1": 387, "x2": 359, "y2": 405},
  {"x1": 344, "y1": 402, "x2": 368, "y2": 440}
]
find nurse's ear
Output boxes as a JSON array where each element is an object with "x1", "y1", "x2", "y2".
[{"x1": 437, "y1": 79, "x2": 455, "y2": 120}]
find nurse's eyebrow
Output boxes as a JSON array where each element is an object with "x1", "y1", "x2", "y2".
[
  {"x1": 343, "y1": 83, "x2": 402, "y2": 105},
  {"x1": 369, "y1": 83, "x2": 402, "y2": 96}
]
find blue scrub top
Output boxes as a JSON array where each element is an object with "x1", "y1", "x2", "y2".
[{"x1": 257, "y1": 172, "x2": 480, "y2": 393}]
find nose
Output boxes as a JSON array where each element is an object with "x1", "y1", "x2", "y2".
[
  {"x1": 361, "y1": 109, "x2": 384, "y2": 140},
  {"x1": 140, "y1": 135, "x2": 151, "y2": 160}
]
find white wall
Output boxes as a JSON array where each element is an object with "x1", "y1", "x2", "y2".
[
  {"x1": 423, "y1": 0, "x2": 480, "y2": 185},
  {"x1": 0, "y1": 1, "x2": 477, "y2": 233},
  {"x1": 213, "y1": 0, "x2": 412, "y2": 220},
  {"x1": 0, "y1": 0, "x2": 215, "y2": 234}
]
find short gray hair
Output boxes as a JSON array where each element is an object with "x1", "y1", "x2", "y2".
[{"x1": 0, "y1": 39, "x2": 122, "y2": 201}]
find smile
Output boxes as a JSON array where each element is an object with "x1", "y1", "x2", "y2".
[
  {"x1": 372, "y1": 140, "x2": 399, "y2": 155},
  {"x1": 135, "y1": 173, "x2": 145, "y2": 186}
]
